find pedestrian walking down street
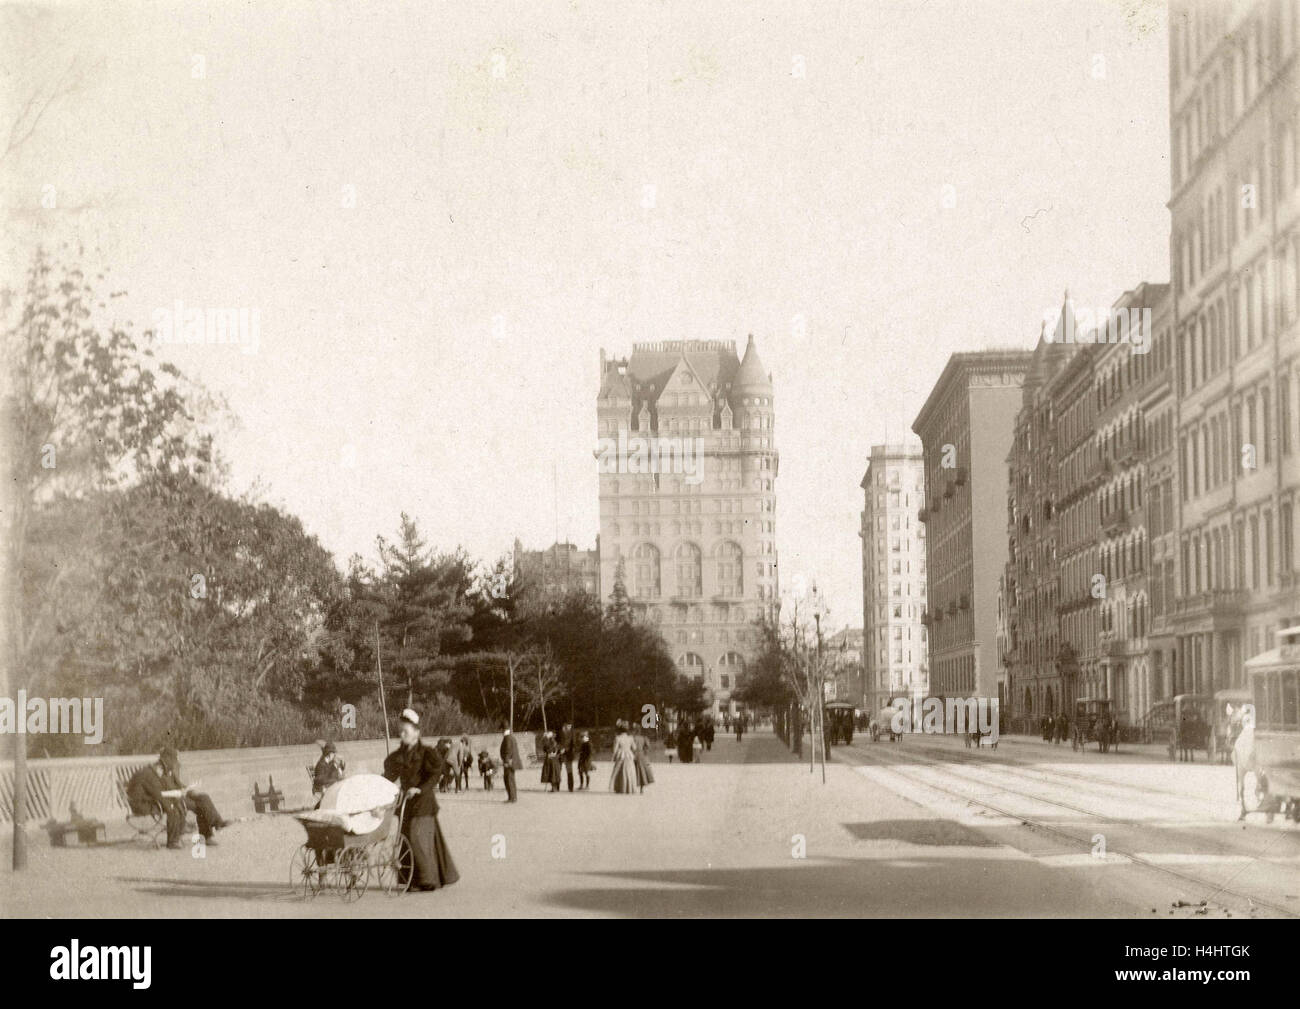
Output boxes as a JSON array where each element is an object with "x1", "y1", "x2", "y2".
[
  {"x1": 610, "y1": 720, "x2": 638, "y2": 794},
  {"x1": 500, "y1": 723, "x2": 523, "y2": 803},
  {"x1": 701, "y1": 719, "x2": 715, "y2": 751},
  {"x1": 540, "y1": 730, "x2": 562, "y2": 792},
  {"x1": 577, "y1": 731, "x2": 593, "y2": 789},
  {"x1": 632, "y1": 725, "x2": 655, "y2": 793},
  {"x1": 735, "y1": 716, "x2": 745, "y2": 743},
  {"x1": 559, "y1": 722, "x2": 576, "y2": 792},
  {"x1": 456, "y1": 735, "x2": 473, "y2": 792},
  {"x1": 693, "y1": 730, "x2": 703, "y2": 763},
  {"x1": 676, "y1": 722, "x2": 694, "y2": 764},
  {"x1": 382, "y1": 708, "x2": 459, "y2": 892},
  {"x1": 478, "y1": 749, "x2": 496, "y2": 790}
]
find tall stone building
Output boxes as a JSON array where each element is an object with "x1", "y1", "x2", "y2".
[
  {"x1": 913, "y1": 350, "x2": 1032, "y2": 704},
  {"x1": 1167, "y1": 0, "x2": 1300, "y2": 690},
  {"x1": 1144, "y1": 293, "x2": 1180, "y2": 704},
  {"x1": 1006, "y1": 286, "x2": 1174, "y2": 728},
  {"x1": 596, "y1": 336, "x2": 779, "y2": 716},
  {"x1": 1094, "y1": 283, "x2": 1171, "y2": 723},
  {"x1": 859, "y1": 442, "x2": 928, "y2": 713},
  {"x1": 1005, "y1": 305, "x2": 1079, "y2": 726}
]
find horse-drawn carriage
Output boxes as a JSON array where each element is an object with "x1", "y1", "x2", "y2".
[
  {"x1": 1071, "y1": 697, "x2": 1117, "y2": 753},
  {"x1": 1143, "y1": 694, "x2": 1212, "y2": 762}
]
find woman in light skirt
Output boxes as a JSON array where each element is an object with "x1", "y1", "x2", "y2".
[{"x1": 609, "y1": 720, "x2": 638, "y2": 794}]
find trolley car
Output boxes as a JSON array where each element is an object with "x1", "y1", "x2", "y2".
[
  {"x1": 824, "y1": 701, "x2": 856, "y2": 745},
  {"x1": 1238, "y1": 626, "x2": 1300, "y2": 824}
]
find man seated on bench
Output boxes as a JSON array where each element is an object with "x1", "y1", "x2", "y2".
[{"x1": 126, "y1": 747, "x2": 230, "y2": 849}]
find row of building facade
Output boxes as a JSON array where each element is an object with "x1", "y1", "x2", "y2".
[{"x1": 859, "y1": 0, "x2": 1300, "y2": 728}]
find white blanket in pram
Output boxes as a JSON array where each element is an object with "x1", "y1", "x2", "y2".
[{"x1": 306, "y1": 773, "x2": 399, "y2": 834}]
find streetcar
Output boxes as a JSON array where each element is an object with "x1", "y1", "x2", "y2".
[
  {"x1": 823, "y1": 701, "x2": 856, "y2": 745},
  {"x1": 1238, "y1": 626, "x2": 1300, "y2": 824}
]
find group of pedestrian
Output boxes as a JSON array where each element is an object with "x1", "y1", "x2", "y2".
[
  {"x1": 433, "y1": 736, "x2": 475, "y2": 792},
  {"x1": 609, "y1": 720, "x2": 655, "y2": 794},
  {"x1": 665, "y1": 717, "x2": 721, "y2": 763},
  {"x1": 1040, "y1": 713, "x2": 1070, "y2": 744},
  {"x1": 537, "y1": 723, "x2": 595, "y2": 793}
]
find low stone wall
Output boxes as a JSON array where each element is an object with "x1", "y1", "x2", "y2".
[{"x1": 0, "y1": 732, "x2": 536, "y2": 826}]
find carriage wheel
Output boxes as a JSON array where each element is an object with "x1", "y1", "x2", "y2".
[
  {"x1": 336, "y1": 847, "x2": 369, "y2": 902},
  {"x1": 376, "y1": 834, "x2": 414, "y2": 896},
  {"x1": 290, "y1": 844, "x2": 323, "y2": 899}
]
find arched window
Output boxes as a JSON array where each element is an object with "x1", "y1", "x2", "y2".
[
  {"x1": 674, "y1": 542, "x2": 702, "y2": 597},
  {"x1": 633, "y1": 543, "x2": 660, "y2": 598},
  {"x1": 715, "y1": 541, "x2": 743, "y2": 596},
  {"x1": 679, "y1": 652, "x2": 705, "y2": 680},
  {"x1": 718, "y1": 651, "x2": 744, "y2": 692}
]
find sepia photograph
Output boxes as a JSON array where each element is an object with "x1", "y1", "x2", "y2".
[{"x1": 0, "y1": 0, "x2": 1296, "y2": 973}]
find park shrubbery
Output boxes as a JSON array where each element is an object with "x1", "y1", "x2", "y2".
[{"x1": 3, "y1": 251, "x2": 705, "y2": 758}]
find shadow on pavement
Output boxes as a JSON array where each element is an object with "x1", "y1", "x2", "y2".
[
  {"x1": 116, "y1": 875, "x2": 299, "y2": 902},
  {"x1": 843, "y1": 819, "x2": 1000, "y2": 846},
  {"x1": 540, "y1": 856, "x2": 1117, "y2": 917}
]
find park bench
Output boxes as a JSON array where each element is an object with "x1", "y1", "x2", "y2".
[{"x1": 45, "y1": 807, "x2": 106, "y2": 847}]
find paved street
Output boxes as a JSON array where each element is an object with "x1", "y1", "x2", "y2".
[{"x1": 4, "y1": 730, "x2": 1296, "y2": 918}]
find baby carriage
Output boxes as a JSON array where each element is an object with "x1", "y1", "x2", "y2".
[{"x1": 290, "y1": 774, "x2": 413, "y2": 901}]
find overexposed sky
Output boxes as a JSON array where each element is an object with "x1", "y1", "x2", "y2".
[{"x1": 2, "y1": 0, "x2": 1170, "y2": 627}]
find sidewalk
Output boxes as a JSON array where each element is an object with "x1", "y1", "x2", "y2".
[{"x1": 2, "y1": 730, "x2": 1171, "y2": 918}]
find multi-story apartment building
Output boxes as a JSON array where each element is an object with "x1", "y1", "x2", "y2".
[
  {"x1": 914, "y1": 350, "x2": 1032, "y2": 705},
  {"x1": 1095, "y1": 283, "x2": 1171, "y2": 723},
  {"x1": 859, "y1": 443, "x2": 928, "y2": 712},
  {"x1": 1145, "y1": 293, "x2": 1180, "y2": 702},
  {"x1": 1005, "y1": 307, "x2": 1077, "y2": 724},
  {"x1": 1167, "y1": 1, "x2": 1300, "y2": 691},
  {"x1": 513, "y1": 539, "x2": 601, "y2": 601},
  {"x1": 1051, "y1": 331, "x2": 1101, "y2": 717},
  {"x1": 1006, "y1": 287, "x2": 1173, "y2": 728},
  {"x1": 596, "y1": 336, "x2": 779, "y2": 716}
]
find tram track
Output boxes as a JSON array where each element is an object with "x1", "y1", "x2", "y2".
[{"x1": 838, "y1": 740, "x2": 1300, "y2": 918}]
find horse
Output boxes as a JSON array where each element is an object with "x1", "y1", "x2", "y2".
[{"x1": 1232, "y1": 725, "x2": 1278, "y2": 822}]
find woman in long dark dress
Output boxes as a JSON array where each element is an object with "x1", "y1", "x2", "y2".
[{"x1": 382, "y1": 709, "x2": 459, "y2": 892}]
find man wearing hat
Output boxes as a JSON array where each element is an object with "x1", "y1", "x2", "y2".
[
  {"x1": 499, "y1": 722, "x2": 523, "y2": 803},
  {"x1": 312, "y1": 740, "x2": 347, "y2": 803},
  {"x1": 161, "y1": 747, "x2": 229, "y2": 846},
  {"x1": 126, "y1": 747, "x2": 229, "y2": 849}
]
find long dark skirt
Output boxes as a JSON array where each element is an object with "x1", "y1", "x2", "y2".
[{"x1": 402, "y1": 797, "x2": 458, "y2": 891}]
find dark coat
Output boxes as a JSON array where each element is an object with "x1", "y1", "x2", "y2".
[
  {"x1": 312, "y1": 755, "x2": 345, "y2": 793},
  {"x1": 126, "y1": 763, "x2": 181, "y2": 814},
  {"x1": 500, "y1": 732, "x2": 524, "y2": 770},
  {"x1": 382, "y1": 741, "x2": 444, "y2": 817}
]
